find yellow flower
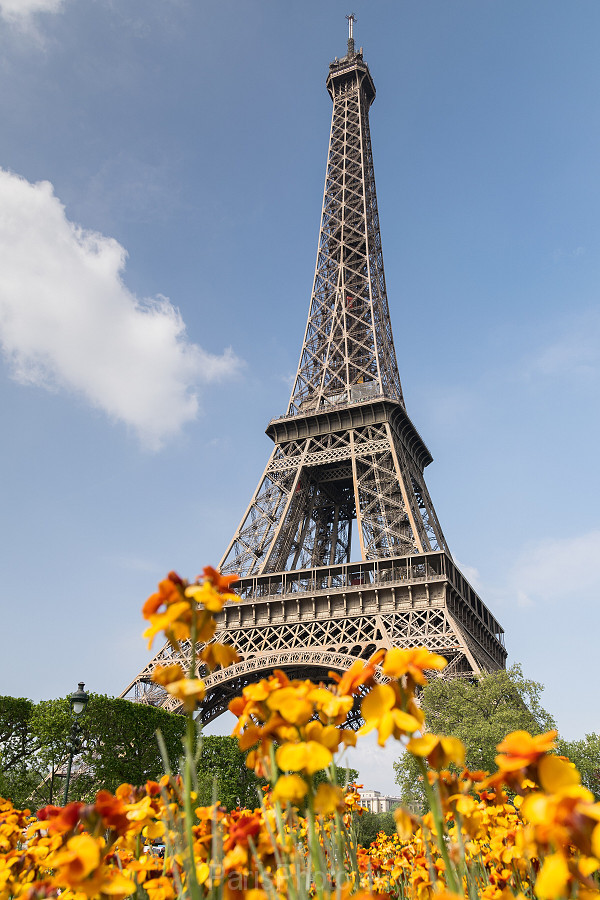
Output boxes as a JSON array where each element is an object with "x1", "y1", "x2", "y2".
[
  {"x1": 151, "y1": 663, "x2": 185, "y2": 686},
  {"x1": 394, "y1": 806, "x2": 418, "y2": 840},
  {"x1": 51, "y1": 833, "x2": 101, "y2": 885},
  {"x1": 185, "y1": 581, "x2": 238, "y2": 612},
  {"x1": 407, "y1": 733, "x2": 465, "y2": 769},
  {"x1": 272, "y1": 774, "x2": 308, "y2": 805},
  {"x1": 144, "y1": 876, "x2": 176, "y2": 900},
  {"x1": 382, "y1": 647, "x2": 447, "y2": 684},
  {"x1": 266, "y1": 686, "x2": 314, "y2": 725},
  {"x1": 163, "y1": 677, "x2": 206, "y2": 712},
  {"x1": 200, "y1": 642, "x2": 240, "y2": 671},
  {"x1": 276, "y1": 740, "x2": 333, "y2": 774},
  {"x1": 304, "y1": 721, "x2": 341, "y2": 752},
  {"x1": 308, "y1": 686, "x2": 354, "y2": 722},
  {"x1": 538, "y1": 754, "x2": 581, "y2": 793},
  {"x1": 143, "y1": 600, "x2": 191, "y2": 648},
  {"x1": 100, "y1": 872, "x2": 137, "y2": 897},
  {"x1": 359, "y1": 684, "x2": 420, "y2": 746},
  {"x1": 314, "y1": 784, "x2": 344, "y2": 815},
  {"x1": 535, "y1": 852, "x2": 570, "y2": 900}
]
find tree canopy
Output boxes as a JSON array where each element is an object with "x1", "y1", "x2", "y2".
[
  {"x1": 0, "y1": 697, "x2": 38, "y2": 806},
  {"x1": 393, "y1": 664, "x2": 557, "y2": 808},
  {"x1": 0, "y1": 693, "x2": 187, "y2": 806},
  {"x1": 557, "y1": 733, "x2": 600, "y2": 800},
  {"x1": 196, "y1": 735, "x2": 260, "y2": 810}
]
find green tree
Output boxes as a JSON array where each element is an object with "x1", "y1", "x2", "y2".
[
  {"x1": 353, "y1": 808, "x2": 397, "y2": 847},
  {"x1": 82, "y1": 695, "x2": 187, "y2": 793},
  {"x1": 314, "y1": 765, "x2": 359, "y2": 789},
  {"x1": 393, "y1": 664, "x2": 556, "y2": 808},
  {"x1": 0, "y1": 697, "x2": 40, "y2": 806},
  {"x1": 29, "y1": 694, "x2": 187, "y2": 803},
  {"x1": 29, "y1": 696, "x2": 74, "y2": 804},
  {"x1": 557, "y1": 733, "x2": 600, "y2": 800},
  {"x1": 196, "y1": 735, "x2": 261, "y2": 810}
]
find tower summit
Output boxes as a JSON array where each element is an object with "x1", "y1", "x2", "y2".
[{"x1": 122, "y1": 24, "x2": 507, "y2": 720}]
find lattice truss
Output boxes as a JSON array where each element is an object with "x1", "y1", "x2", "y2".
[
  {"x1": 220, "y1": 420, "x2": 448, "y2": 577},
  {"x1": 125, "y1": 603, "x2": 491, "y2": 724},
  {"x1": 287, "y1": 56, "x2": 402, "y2": 415}
]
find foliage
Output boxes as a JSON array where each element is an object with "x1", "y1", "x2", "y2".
[
  {"x1": 1, "y1": 693, "x2": 187, "y2": 806},
  {"x1": 394, "y1": 663, "x2": 556, "y2": 808},
  {"x1": 313, "y1": 764, "x2": 359, "y2": 789},
  {"x1": 81, "y1": 695, "x2": 187, "y2": 794},
  {"x1": 353, "y1": 807, "x2": 397, "y2": 847},
  {"x1": 196, "y1": 735, "x2": 261, "y2": 810},
  {"x1": 557, "y1": 732, "x2": 600, "y2": 799},
  {"x1": 0, "y1": 697, "x2": 38, "y2": 807}
]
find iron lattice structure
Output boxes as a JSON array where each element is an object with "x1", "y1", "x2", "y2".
[{"x1": 122, "y1": 25, "x2": 507, "y2": 720}]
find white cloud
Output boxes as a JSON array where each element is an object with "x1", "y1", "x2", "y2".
[
  {"x1": 509, "y1": 530, "x2": 600, "y2": 608},
  {"x1": 0, "y1": 168, "x2": 241, "y2": 448},
  {"x1": 0, "y1": 0, "x2": 65, "y2": 26}
]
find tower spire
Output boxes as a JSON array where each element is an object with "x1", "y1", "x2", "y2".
[
  {"x1": 346, "y1": 12, "x2": 356, "y2": 57},
  {"x1": 288, "y1": 34, "x2": 401, "y2": 416}
]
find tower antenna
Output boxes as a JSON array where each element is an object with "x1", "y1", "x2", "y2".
[{"x1": 346, "y1": 13, "x2": 356, "y2": 57}]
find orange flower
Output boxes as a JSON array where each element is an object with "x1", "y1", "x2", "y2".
[
  {"x1": 94, "y1": 790, "x2": 130, "y2": 834},
  {"x1": 51, "y1": 833, "x2": 101, "y2": 885},
  {"x1": 202, "y1": 566, "x2": 239, "y2": 594},
  {"x1": 151, "y1": 663, "x2": 186, "y2": 686},
  {"x1": 200, "y1": 642, "x2": 240, "y2": 671},
  {"x1": 382, "y1": 647, "x2": 447, "y2": 684},
  {"x1": 142, "y1": 573, "x2": 184, "y2": 619},
  {"x1": 36, "y1": 800, "x2": 83, "y2": 834},
  {"x1": 495, "y1": 730, "x2": 558, "y2": 772},
  {"x1": 331, "y1": 650, "x2": 384, "y2": 697}
]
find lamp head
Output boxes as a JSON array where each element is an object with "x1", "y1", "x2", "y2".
[{"x1": 69, "y1": 682, "x2": 89, "y2": 717}]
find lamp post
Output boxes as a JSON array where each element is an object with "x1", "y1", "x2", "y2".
[{"x1": 62, "y1": 682, "x2": 89, "y2": 805}]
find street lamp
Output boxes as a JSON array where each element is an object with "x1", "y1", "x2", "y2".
[{"x1": 63, "y1": 682, "x2": 89, "y2": 804}]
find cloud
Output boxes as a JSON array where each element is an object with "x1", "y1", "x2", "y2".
[
  {"x1": 0, "y1": 0, "x2": 65, "y2": 27},
  {"x1": 509, "y1": 530, "x2": 600, "y2": 608},
  {"x1": 0, "y1": 168, "x2": 241, "y2": 448}
]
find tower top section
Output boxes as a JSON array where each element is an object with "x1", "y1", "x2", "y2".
[
  {"x1": 286, "y1": 18, "x2": 402, "y2": 418},
  {"x1": 327, "y1": 15, "x2": 375, "y2": 106}
]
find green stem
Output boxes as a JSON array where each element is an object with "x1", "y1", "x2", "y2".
[
  {"x1": 180, "y1": 601, "x2": 201, "y2": 900},
  {"x1": 416, "y1": 757, "x2": 461, "y2": 893},
  {"x1": 307, "y1": 794, "x2": 327, "y2": 900}
]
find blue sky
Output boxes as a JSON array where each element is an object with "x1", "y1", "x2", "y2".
[{"x1": 0, "y1": 0, "x2": 599, "y2": 794}]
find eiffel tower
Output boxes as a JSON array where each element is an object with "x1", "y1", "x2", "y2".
[{"x1": 122, "y1": 18, "x2": 507, "y2": 721}]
